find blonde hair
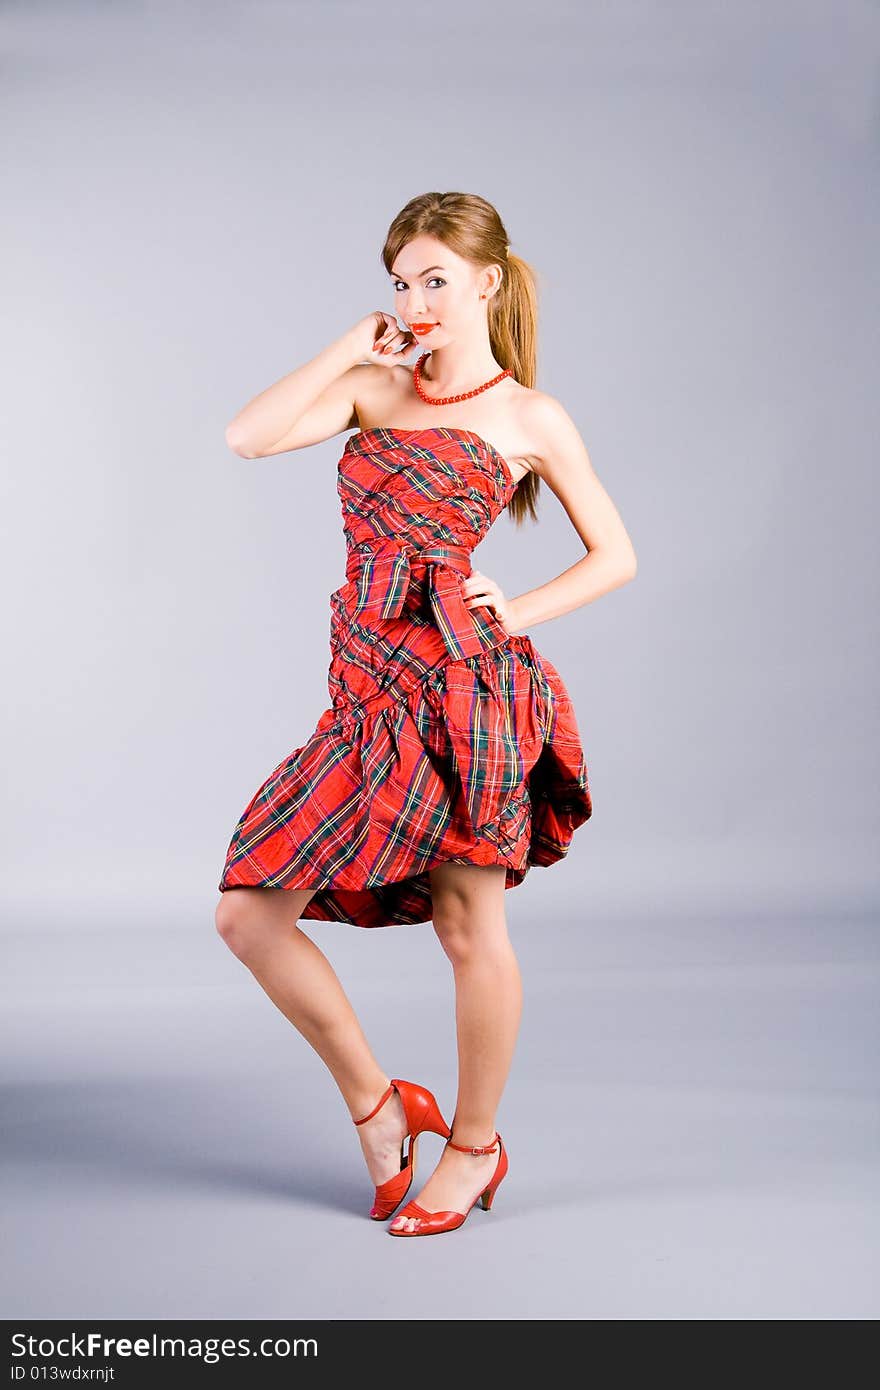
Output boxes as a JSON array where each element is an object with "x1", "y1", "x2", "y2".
[{"x1": 381, "y1": 191, "x2": 540, "y2": 526}]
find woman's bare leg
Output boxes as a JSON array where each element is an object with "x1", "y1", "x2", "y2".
[
  {"x1": 389, "y1": 863, "x2": 521, "y2": 1232},
  {"x1": 214, "y1": 886, "x2": 408, "y2": 1190}
]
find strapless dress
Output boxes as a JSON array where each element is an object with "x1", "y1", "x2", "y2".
[{"x1": 218, "y1": 426, "x2": 592, "y2": 927}]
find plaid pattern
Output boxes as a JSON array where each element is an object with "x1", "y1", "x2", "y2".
[{"x1": 218, "y1": 427, "x2": 592, "y2": 927}]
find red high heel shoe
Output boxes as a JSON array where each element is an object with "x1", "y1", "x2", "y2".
[
  {"x1": 352, "y1": 1078, "x2": 451, "y2": 1220},
  {"x1": 387, "y1": 1131, "x2": 509, "y2": 1236}
]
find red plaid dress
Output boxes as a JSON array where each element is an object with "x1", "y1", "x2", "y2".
[{"x1": 218, "y1": 426, "x2": 592, "y2": 927}]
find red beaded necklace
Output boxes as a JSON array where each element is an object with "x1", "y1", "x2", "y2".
[{"x1": 413, "y1": 351, "x2": 512, "y2": 406}]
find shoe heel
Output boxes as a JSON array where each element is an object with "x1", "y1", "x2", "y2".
[
  {"x1": 391, "y1": 1079, "x2": 452, "y2": 1140},
  {"x1": 421, "y1": 1092, "x2": 452, "y2": 1139},
  {"x1": 479, "y1": 1138, "x2": 508, "y2": 1211}
]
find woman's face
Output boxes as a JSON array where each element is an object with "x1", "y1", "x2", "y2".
[{"x1": 389, "y1": 234, "x2": 493, "y2": 348}]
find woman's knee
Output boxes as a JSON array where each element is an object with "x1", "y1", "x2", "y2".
[
  {"x1": 432, "y1": 897, "x2": 507, "y2": 966},
  {"x1": 431, "y1": 865, "x2": 508, "y2": 963},
  {"x1": 215, "y1": 886, "x2": 314, "y2": 958},
  {"x1": 432, "y1": 902, "x2": 473, "y2": 964},
  {"x1": 214, "y1": 890, "x2": 263, "y2": 958}
]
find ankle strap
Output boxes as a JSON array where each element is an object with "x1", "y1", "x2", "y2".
[
  {"x1": 352, "y1": 1082, "x2": 394, "y2": 1126},
  {"x1": 446, "y1": 1132, "x2": 499, "y2": 1155}
]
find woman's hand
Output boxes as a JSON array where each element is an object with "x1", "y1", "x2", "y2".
[
  {"x1": 461, "y1": 570, "x2": 518, "y2": 635},
  {"x1": 350, "y1": 311, "x2": 417, "y2": 367}
]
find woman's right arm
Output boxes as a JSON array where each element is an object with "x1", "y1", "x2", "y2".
[{"x1": 225, "y1": 314, "x2": 413, "y2": 458}]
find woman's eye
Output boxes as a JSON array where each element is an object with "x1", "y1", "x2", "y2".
[{"x1": 392, "y1": 278, "x2": 445, "y2": 291}]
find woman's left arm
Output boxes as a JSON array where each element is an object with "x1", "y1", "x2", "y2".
[{"x1": 504, "y1": 394, "x2": 637, "y2": 634}]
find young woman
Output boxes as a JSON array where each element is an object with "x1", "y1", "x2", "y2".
[{"x1": 215, "y1": 191, "x2": 637, "y2": 1237}]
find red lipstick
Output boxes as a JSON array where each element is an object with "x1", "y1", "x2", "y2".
[{"x1": 410, "y1": 322, "x2": 439, "y2": 335}]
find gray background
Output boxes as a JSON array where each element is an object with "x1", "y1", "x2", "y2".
[{"x1": 2, "y1": 0, "x2": 878, "y2": 1320}]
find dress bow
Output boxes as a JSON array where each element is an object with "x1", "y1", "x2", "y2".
[{"x1": 347, "y1": 541, "x2": 509, "y2": 661}]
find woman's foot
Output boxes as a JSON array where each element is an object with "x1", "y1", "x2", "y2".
[
  {"x1": 353, "y1": 1081, "x2": 410, "y2": 1189},
  {"x1": 388, "y1": 1137, "x2": 498, "y2": 1232}
]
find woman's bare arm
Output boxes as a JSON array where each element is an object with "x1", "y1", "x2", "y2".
[
  {"x1": 224, "y1": 327, "x2": 372, "y2": 458},
  {"x1": 506, "y1": 394, "x2": 638, "y2": 633},
  {"x1": 224, "y1": 304, "x2": 417, "y2": 458}
]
